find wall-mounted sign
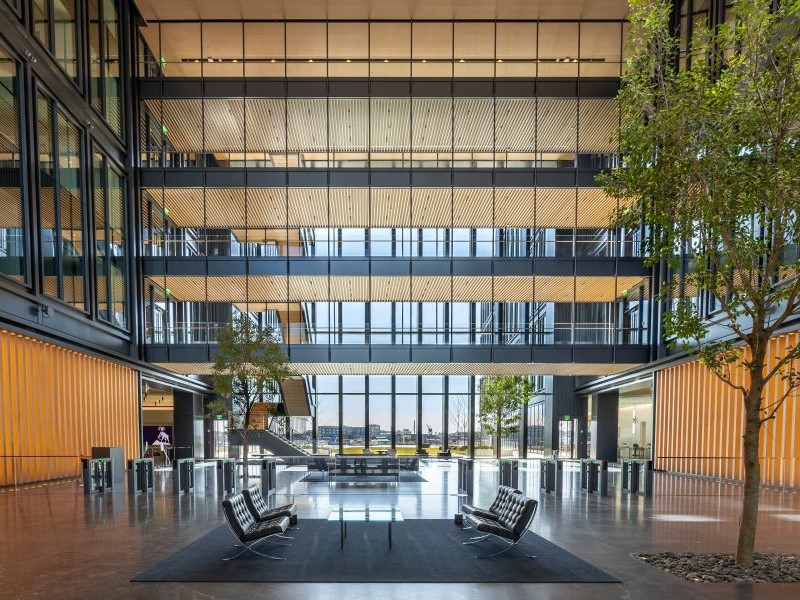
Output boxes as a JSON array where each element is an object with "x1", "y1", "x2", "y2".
[{"x1": 562, "y1": 415, "x2": 572, "y2": 421}]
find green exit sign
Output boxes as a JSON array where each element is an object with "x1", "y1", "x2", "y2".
[
  {"x1": 562, "y1": 415, "x2": 572, "y2": 421},
  {"x1": 215, "y1": 415, "x2": 223, "y2": 420}
]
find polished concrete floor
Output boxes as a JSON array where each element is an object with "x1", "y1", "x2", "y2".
[{"x1": 1, "y1": 460, "x2": 799, "y2": 599}]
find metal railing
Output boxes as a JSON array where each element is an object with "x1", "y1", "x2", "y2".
[
  {"x1": 144, "y1": 321, "x2": 648, "y2": 346},
  {"x1": 142, "y1": 233, "x2": 643, "y2": 258}
]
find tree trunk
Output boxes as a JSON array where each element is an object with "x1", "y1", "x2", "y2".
[
  {"x1": 241, "y1": 432, "x2": 249, "y2": 487},
  {"x1": 736, "y1": 381, "x2": 763, "y2": 567},
  {"x1": 496, "y1": 407, "x2": 502, "y2": 460}
]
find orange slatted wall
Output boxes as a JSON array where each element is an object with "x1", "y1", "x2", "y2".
[
  {"x1": 655, "y1": 330, "x2": 800, "y2": 487},
  {"x1": 0, "y1": 329, "x2": 139, "y2": 486}
]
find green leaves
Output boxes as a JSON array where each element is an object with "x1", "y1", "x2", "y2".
[
  {"x1": 478, "y1": 376, "x2": 534, "y2": 438},
  {"x1": 605, "y1": 0, "x2": 800, "y2": 355},
  {"x1": 211, "y1": 313, "x2": 292, "y2": 428}
]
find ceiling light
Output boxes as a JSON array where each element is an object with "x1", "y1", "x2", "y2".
[
  {"x1": 232, "y1": 59, "x2": 238, "y2": 63},
  {"x1": 383, "y1": 59, "x2": 389, "y2": 63},
  {"x1": 270, "y1": 59, "x2": 276, "y2": 63},
  {"x1": 207, "y1": 57, "x2": 214, "y2": 62},
  {"x1": 459, "y1": 59, "x2": 466, "y2": 63},
  {"x1": 497, "y1": 59, "x2": 503, "y2": 63},
  {"x1": 308, "y1": 59, "x2": 314, "y2": 62},
  {"x1": 346, "y1": 59, "x2": 351, "y2": 63}
]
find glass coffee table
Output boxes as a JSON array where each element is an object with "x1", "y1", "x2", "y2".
[{"x1": 328, "y1": 506, "x2": 404, "y2": 549}]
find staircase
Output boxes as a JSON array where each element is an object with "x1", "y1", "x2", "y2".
[
  {"x1": 231, "y1": 428, "x2": 309, "y2": 457},
  {"x1": 279, "y1": 378, "x2": 312, "y2": 416}
]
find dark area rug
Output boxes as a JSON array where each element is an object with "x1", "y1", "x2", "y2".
[
  {"x1": 299, "y1": 472, "x2": 427, "y2": 483},
  {"x1": 133, "y1": 519, "x2": 619, "y2": 583}
]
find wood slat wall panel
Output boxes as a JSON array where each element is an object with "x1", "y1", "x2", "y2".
[
  {"x1": 412, "y1": 188, "x2": 451, "y2": 227},
  {"x1": 372, "y1": 188, "x2": 411, "y2": 226},
  {"x1": 537, "y1": 99, "x2": 577, "y2": 153},
  {"x1": 577, "y1": 99, "x2": 618, "y2": 153},
  {"x1": 245, "y1": 99, "x2": 286, "y2": 152},
  {"x1": 495, "y1": 188, "x2": 535, "y2": 227},
  {"x1": 0, "y1": 188, "x2": 22, "y2": 229},
  {"x1": 156, "y1": 274, "x2": 647, "y2": 303},
  {"x1": 655, "y1": 330, "x2": 800, "y2": 487},
  {"x1": 496, "y1": 99, "x2": 537, "y2": 151},
  {"x1": 152, "y1": 96, "x2": 618, "y2": 154},
  {"x1": 145, "y1": 186, "x2": 622, "y2": 229},
  {"x1": 0, "y1": 329, "x2": 139, "y2": 486}
]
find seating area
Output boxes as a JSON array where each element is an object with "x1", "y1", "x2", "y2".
[
  {"x1": 221, "y1": 489, "x2": 298, "y2": 560},
  {"x1": 330, "y1": 455, "x2": 400, "y2": 482},
  {"x1": 460, "y1": 485, "x2": 539, "y2": 559}
]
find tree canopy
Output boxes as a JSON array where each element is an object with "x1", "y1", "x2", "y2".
[
  {"x1": 478, "y1": 376, "x2": 535, "y2": 459},
  {"x1": 601, "y1": 0, "x2": 800, "y2": 566},
  {"x1": 208, "y1": 314, "x2": 292, "y2": 484}
]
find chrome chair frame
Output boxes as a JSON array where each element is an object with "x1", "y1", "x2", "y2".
[{"x1": 462, "y1": 499, "x2": 538, "y2": 559}]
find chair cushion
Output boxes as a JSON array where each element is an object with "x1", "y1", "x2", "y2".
[
  {"x1": 495, "y1": 494, "x2": 537, "y2": 540},
  {"x1": 241, "y1": 516, "x2": 290, "y2": 542},
  {"x1": 461, "y1": 505, "x2": 500, "y2": 521},
  {"x1": 222, "y1": 493, "x2": 256, "y2": 539},
  {"x1": 465, "y1": 513, "x2": 514, "y2": 540},
  {"x1": 262, "y1": 503, "x2": 297, "y2": 520}
]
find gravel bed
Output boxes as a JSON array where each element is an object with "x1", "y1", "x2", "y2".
[{"x1": 635, "y1": 552, "x2": 800, "y2": 583}]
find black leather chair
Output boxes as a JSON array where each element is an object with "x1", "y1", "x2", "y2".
[
  {"x1": 242, "y1": 485, "x2": 298, "y2": 527},
  {"x1": 461, "y1": 484, "x2": 521, "y2": 521},
  {"x1": 221, "y1": 493, "x2": 291, "y2": 560},
  {"x1": 462, "y1": 492, "x2": 538, "y2": 559}
]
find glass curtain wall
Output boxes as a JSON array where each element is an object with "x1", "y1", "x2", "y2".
[
  {"x1": 0, "y1": 44, "x2": 24, "y2": 282},
  {"x1": 33, "y1": 0, "x2": 79, "y2": 81},
  {"x1": 93, "y1": 150, "x2": 127, "y2": 328},
  {"x1": 38, "y1": 90, "x2": 86, "y2": 309},
  {"x1": 89, "y1": 0, "x2": 123, "y2": 136},
  {"x1": 307, "y1": 374, "x2": 543, "y2": 457}
]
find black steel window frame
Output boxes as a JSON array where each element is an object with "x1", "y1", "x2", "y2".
[
  {"x1": 91, "y1": 143, "x2": 129, "y2": 331},
  {"x1": 0, "y1": 36, "x2": 31, "y2": 286},
  {"x1": 88, "y1": 0, "x2": 124, "y2": 138},
  {"x1": 35, "y1": 84, "x2": 89, "y2": 313},
  {"x1": 29, "y1": 0, "x2": 83, "y2": 87}
]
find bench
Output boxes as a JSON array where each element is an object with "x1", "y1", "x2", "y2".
[
  {"x1": 462, "y1": 490, "x2": 538, "y2": 559},
  {"x1": 242, "y1": 485, "x2": 298, "y2": 527},
  {"x1": 221, "y1": 492, "x2": 292, "y2": 560}
]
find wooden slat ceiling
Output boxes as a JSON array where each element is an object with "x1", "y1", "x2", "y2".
[
  {"x1": 142, "y1": 98, "x2": 618, "y2": 153},
  {"x1": 146, "y1": 186, "x2": 624, "y2": 229},
  {"x1": 155, "y1": 361, "x2": 641, "y2": 377},
  {"x1": 136, "y1": 1, "x2": 631, "y2": 22},
  {"x1": 152, "y1": 274, "x2": 647, "y2": 303},
  {"x1": 0, "y1": 188, "x2": 22, "y2": 229}
]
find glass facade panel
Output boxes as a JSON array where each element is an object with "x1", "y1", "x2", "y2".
[
  {"x1": 537, "y1": 22, "x2": 579, "y2": 77},
  {"x1": 33, "y1": 0, "x2": 79, "y2": 80},
  {"x1": 202, "y1": 22, "x2": 244, "y2": 77},
  {"x1": 38, "y1": 92, "x2": 85, "y2": 308},
  {"x1": 0, "y1": 45, "x2": 24, "y2": 282},
  {"x1": 89, "y1": 0, "x2": 123, "y2": 135},
  {"x1": 56, "y1": 110, "x2": 84, "y2": 309},
  {"x1": 159, "y1": 23, "x2": 201, "y2": 76},
  {"x1": 93, "y1": 150, "x2": 127, "y2": 328},
  {"x1": 370, "y1": 22, "x2": 410, "y2": 77}
]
